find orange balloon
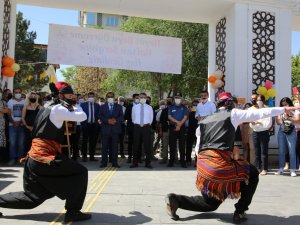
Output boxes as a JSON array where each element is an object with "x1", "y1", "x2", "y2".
[
  {"x1": 208, "y1": 75, "x2": 217, "y2": 84},
  {"x1": 2, "y1": 56, "x2": 15, "y2": 67},
  {"x1": 2, "y1": 66, "x2": 15, "y2": 77}
]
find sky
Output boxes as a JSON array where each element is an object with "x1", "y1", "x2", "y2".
[{"x1": 16, "y1": 4, "x2": 300, "y2": 81}]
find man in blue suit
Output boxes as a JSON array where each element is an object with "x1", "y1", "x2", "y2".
[
  {"x1": 80, "y1": 92, "x2": 100, "y2": 161},
  {"x1": 99, "y1": 92, "x2": 124, "y2": 168}
]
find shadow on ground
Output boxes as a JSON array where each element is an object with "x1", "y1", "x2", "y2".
[
  {"x1": 179, "y1": 212, "x2": 300, "y2": 224},
  {"x1": 1, "y1": 211, "x2": 152, "y2": 224}
]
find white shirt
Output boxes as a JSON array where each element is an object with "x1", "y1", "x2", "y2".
[
  {"x1": 156, "y1": 109, "x2": 162, "y2": 122},
  {"x1": 195, "y1": 107, "x2": 285, "y2": 154},
  {"x1": 50, "y1": 104, "x2": 87, "y2": 129},
  {"x1": 75, "y1": 104, "x2": 83, "y2": 125},
  {"x1": 7, "y1": 98, "x2": 26, "y2": 125},
  {"x1": 195, "y1": 101, "x2": 216, "y2": 123},
  {"x1": 132, "y1": 103, "x2": 153, "y2": 125}
]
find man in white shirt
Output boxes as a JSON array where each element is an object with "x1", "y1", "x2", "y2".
[
  {"x1": 196, "y1": 90, "x2": 216, "y2": 123},
  {"x1": 7, "y1": 88, "x2": 26, "y2": 165},
  {"x1": 130, "y1": 93, "x2": 154, "y2": 169}
]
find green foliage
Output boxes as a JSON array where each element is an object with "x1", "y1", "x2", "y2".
[
  {"x1": 14, "y1": 12, "x2": 48, "y2": 92},
  {"x1": 61, "y1": 66, "x2": 107, "y2": 96},
  {"x1": 101, "y1": 17, "x2": 208, "y2": 100},
  {"x1": 292, "y1": 51, "x2": 300, "y2": 89}
]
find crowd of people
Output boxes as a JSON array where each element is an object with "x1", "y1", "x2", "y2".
[
  {"x1": 1, "y1": 81, "x2": 300, "y2": 223},
  {"x1": 0, "y1": 87, "x2": 300, "y2": 175}
]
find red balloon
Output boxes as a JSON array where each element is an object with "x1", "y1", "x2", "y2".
[
  {"x1": 2, "y1": 66, "x2": 15, "y2": 77},
  {"x1": 265, "y1": 81, "x2": 273, "y2": 90}
]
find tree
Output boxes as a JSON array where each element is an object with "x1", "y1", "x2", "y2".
[
  {"x1": 61, "y1": 66, "x2": 107, "y2": 96},
  {"x1": 101, "y1": 17, "x2": 208, "y2": 101},
  {"x1": 14, "y1": 12, "x2": 48, "y2": 92},
  {"x1": 292, "y1": 51, "x2": 300, "y2": 89}
]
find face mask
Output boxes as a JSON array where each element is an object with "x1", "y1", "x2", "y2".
[
  {"x1": 29, "y1": 98, "x2": 36, "y2": 103},
  {"x1": 88, "y1": 97, "x2": 94, "y2": 103},
  {"x1": 64, "y1": 98, "x2": 74, "y2": 105},
  {"x1": 146, "y1": 100, "x2": 150, "y2": 105},
  {"x1": 14, "y1": 93, "x2": 21, "y2": 99},
  {"x1": 160, "y1": 105, "x2": 166, "y2": 109},
  {"x1": 257, "y1": 101, "x2": 264, "y2": 107},
  {"x1": 119, "y1": 102, "x2": 124, "y2": 106},
  {"x1": 140, "y1": 98, "x2": 146, "y2": 104},
  {"x1": 294, "y1": 103, "x2": 300, "y2": 107},
  {"x1": 134, "y1": 99, "x2": 140, "y2": 104},
  {"x1": 107, "y1": 98, "x2": 114, "y2": 104},
  {"x1": 99, "y1": 102, "x2": 105, "y2": 105},
  {"x1": 71, "y1": 99, "x2": 77, "y2": 105},
  {"x1": 202, "y1": 98, "x2": 208, "y2": 103},
  {"x1": 7, "y1": 93, "x2": 12, "y2": 100},
  {"x1": 174, "y1": 99, "x2": 181, "y2": 105},
  {"x1": 251, "y1": 100, "x2": 257, "y2": 105}
]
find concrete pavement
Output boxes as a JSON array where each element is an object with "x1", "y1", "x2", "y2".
[{"x1": 0, "y1": 158, "x2": 300, "y2": 225}]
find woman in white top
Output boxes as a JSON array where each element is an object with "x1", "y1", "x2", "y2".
[{"x1": 249, "y1": 94, "x2": 272, "y2": 175}]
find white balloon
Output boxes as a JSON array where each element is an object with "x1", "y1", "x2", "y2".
[
  {"x1": 214, "y1": 70, "x2": 223, "y2": 79},
  {"x1": 214, "y1": 79, "x2": 224, "y2": 88}
]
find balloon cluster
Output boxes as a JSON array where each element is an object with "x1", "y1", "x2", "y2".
[
  {"x1": 256, "y1": 80, "x2": 277, "y2": 100},
  {"x1": 1, "y1": 56, "x2": 20, "y2": 77},
  {"x1": 208, "y1": 70, "x2": 224, "y2": 89}
]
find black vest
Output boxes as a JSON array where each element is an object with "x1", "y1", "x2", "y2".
[
  {"x1": 32, "y1": 102, "x2": 65, "y2": 143},
  {"x1": 200, "y1": 110, "x2": 235, "y2": 151}
]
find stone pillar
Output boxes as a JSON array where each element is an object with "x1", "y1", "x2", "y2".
[
  {"x1": 223, "y1": 3, "x2": 292, "y2": 105},
  {"x1": 1, "y1": 0, "x2": 16, "y2": 91},
  {"x1": 209, "y1": 3, "x2": 293, "y2": 147}
]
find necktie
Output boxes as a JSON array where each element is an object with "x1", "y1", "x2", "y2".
[
  {"x1": 110, "y1": 104, "x2": 113, "y2": 114},
  {"x1": 140, "y1": 104, "x2": 144, "y2": 126},
  {"x1": 90, "y1": 103, "x2": 94, "y2": 123}
]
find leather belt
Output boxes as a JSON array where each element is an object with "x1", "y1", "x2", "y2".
[{"x1": 134, "y1": 124, "x2": 150, "y2": 127}]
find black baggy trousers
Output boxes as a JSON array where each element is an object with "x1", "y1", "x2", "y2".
[{"x1": 0, "y1": 155, "x2": 88, "y2": 211}]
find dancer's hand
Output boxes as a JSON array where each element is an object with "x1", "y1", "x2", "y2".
[{"x1": 284, "y1": 106, "x2": 300, "y2": 114}]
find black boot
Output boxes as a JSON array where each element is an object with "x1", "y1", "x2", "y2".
[
  {"x1": 165, "y1": 193, "x2": 179, "y2": 221},
  {"x1": 233, "y1": 211, "x2": 247, "y2": 224},
  {"x1": 64, "y1": 210, "x2": 92, "y2": 222},
  {"x1": 0, "y1": 212, "x2": 2, "y2": 217}
]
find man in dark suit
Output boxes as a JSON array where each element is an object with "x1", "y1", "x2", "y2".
[
  {"x1": 99, "y1": 92, "x2": 124, "y2": 168},
  {"x1": 124, "y1": 93, "x2": 140, "y2": 163},
  {"x1": 80, "y1": 92, "x2": 100, "y2": 161}
]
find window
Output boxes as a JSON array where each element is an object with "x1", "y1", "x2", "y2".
[
  {"x1": 106, "y1": 16, "x2": 119, "y2": 26},
  {"x1": 86, "y1": 12, "x2": 96, "y2": 25}
]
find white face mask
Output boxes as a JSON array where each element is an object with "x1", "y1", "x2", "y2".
[
  {"x1": 134, "y1": 99, "x2": 140, "y2": 104},
  {"x1": 14, "y1": 93, "x2": 22, "y2": 99},
  {"x1": 257, "y1": 101, "x2": 264, "y2": 107},
  {"x1": 202, "y1": 98, "x2": 208, "y2": 103},
  {"x1": 160, "y1": 105, "x2": 166, "y2": 109},
  {"x1": 99, "y1": 102, "x2": 105, "y2": 105},
  {"x1": 140, "y1": 98, "x2": 146, "y2": 104},
  {"x1": 119, "y1": 102, "x2": 124, "y2": 106},
  {"x1": 294, "y1": 102, "x2": 300, "y2": 107},
  {"x1": 88, "y1": 97, "x2": 94, "y2": 103},
  {"x1": 107, "y1": 98, "x2": 114, "y2": 104},
  {"x1": 174, "y1": 99, "x2": 181, "y2": 105}
]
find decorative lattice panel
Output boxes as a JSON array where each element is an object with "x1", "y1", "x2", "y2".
[
  {"x1": 216, "y1": 17, "x2": 226, "y2": 86},
  {"x1": 252, "y1": 11, "x2": 275, "y2": 92}
]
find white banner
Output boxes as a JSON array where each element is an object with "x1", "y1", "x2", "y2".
[{"x1": 47, "y1": 24, "x2": 182, "y2": 74}]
